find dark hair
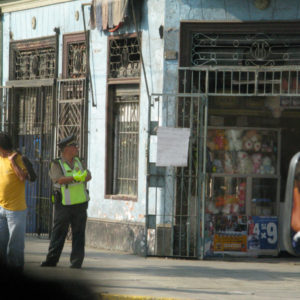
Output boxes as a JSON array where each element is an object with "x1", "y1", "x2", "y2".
[{"x1": 0, "y1": 132, "x2": 13, "y2": 151}]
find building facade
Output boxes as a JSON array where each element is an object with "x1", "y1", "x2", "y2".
[{"x1": 1, "y1": 0, "x2": 300, "y2": 258}]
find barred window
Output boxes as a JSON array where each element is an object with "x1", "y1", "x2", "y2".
[
  {"x1": 108, "y1": 35, "x2": 141, "y2": 79},
  {"x1": 106, "y1": 34, "x2": 141, "y2": 200},
  {"x1": 14, "y1": 48, "x2": 56, "y2": 80},
  {"x1": 63, "y1": 32, "x2": 87, "y2": 79},
  {"x1": 106, "y1": 85, "x2": 139, "y2": 199},
  {"x1": 59, "y1": 33, "x2": 89, "y2": 159}
]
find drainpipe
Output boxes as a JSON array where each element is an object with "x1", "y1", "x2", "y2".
[
  {"x1": 130, "y1": 0, "x2": 152, "y2": 257},
  {"x1": 81, "y1": 3, "x2": 96, "y2": 107}
]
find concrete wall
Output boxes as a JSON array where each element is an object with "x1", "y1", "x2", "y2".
[
  {"x1": 86, "y1": 218, "x2": 145, "y2": 255},
  {"x1": 3, "y1": 0, "x2": 300, "y2": 254},
  {"x1": 86, "y1": 0, "x2": 164, "y2": 226},
  {"x1": 163, "y1": 0, "x2": 300, "y2": 94},
  {"x1": 1, "y1": 0, "x2": 165, "y2": 253},
  {"x1": 85, "y1": 0, "x2": 165, "y2": 254}
]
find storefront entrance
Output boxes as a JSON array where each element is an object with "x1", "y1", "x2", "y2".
[
  {"x1": 205, "y1": 91, "x2": 300, "y2": 257},
  {"x1": 146, "y1": 67, "x2": 300, "y2": 258},
  {"x1": 146, "y1": 21, "x2": 300, "y2": 259},
  {"x1": 180, "y1": 21, "x2": 300, "y2": 258}
]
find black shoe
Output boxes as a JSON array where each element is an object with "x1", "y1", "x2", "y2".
[
  {"x1": 40, "y1": 261, "x2": 57, "y2": 267},
  {"x1": 70, "y1": 264, "x2": 81, "y2": 269}
]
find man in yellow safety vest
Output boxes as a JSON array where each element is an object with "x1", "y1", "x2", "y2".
[{"x1": 41, "y1": 135, "x2": 91, "y2": 268}]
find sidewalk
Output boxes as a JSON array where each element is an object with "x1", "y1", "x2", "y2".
[{"x1": 24, "y1": 236, "x2": 300, "y2": 300}]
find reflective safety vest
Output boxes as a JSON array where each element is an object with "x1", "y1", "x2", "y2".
[{"x1": 58, "y1": 157, "x2": 89, "y2": 205}]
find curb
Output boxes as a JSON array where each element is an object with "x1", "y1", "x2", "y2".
[{"x1": 99, "y1": 294, "x2": 181, "y2": 300}]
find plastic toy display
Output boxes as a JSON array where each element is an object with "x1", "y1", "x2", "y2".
[
  {"x1": 205, "y1": 127, "x2": 280, "y2": 255},
  {"x1": 207, "y1": 127, "x2": 278, "y2": 177}
]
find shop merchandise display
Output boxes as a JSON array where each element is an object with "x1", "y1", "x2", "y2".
[
  {"x1": 214, "y1": 129, "x2": 228, "y2": 150},
  {"x1": 224, "y1": 152, "x2": 234, "y2": 174},
  {"x1": 251, "y1": 153, "x2": 262, "y2": 174},
  {"x1": 205, "y1": 127, "x2": 280, "y2": 255},
  {"x1": 226, "y1": 129, "x2": 242, "y2": 151},
  {"x1": 260, "y1": 156, "x2": 275, "y2": 175},
  {"x1": 208, "y1": 128, "x2": 277, "y2": 175},
  {"x1": 206, "y1": 127, "x2": 279, "y2": 215},
  {"x1": 237, "y1": 151, "x2": 253, "y2": 174}
]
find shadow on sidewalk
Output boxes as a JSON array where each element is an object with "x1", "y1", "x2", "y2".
[{"x1": 0, "y1": 261, "x2": 98, "y2": 300}]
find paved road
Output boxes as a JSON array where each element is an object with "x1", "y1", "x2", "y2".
[{"x1": 23, "y1": 236, "x2": 300, "y2": 300}]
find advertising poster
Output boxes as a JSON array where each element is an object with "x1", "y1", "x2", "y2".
[
  {"x1": 212, "y1": 215, "x2": 248, "y2": 253},
  {"x1": 248, "y1": 216, "x2": 278, "y2": 250},
  {"x1": 214, "y1": 234, "x2": 247, "y2": 252}
]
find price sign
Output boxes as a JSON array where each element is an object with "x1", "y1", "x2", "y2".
[{"x1": 248, "y1": 216, "x2": 278, "y2": 250}]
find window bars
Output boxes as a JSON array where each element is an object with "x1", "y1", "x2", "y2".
[
  {"x1": 56, "y1": 78, "x2": 87, "y2": 158},
  {"x1": 66, "y1": 41, "x2": 87, "y2": 78},
  {"x1": 106, "y1": 34, "x2": 141, "y2": 198},
  {"x1": 108, "y1": 36, "x2": 141, "y2": 79},
  {"x1": 179, "y1": 66, "x2": 300, "y2": 97},
  {"x1": 14, "y1": 47, "x2": 56, "y2": 80},
  {"x1": 112, "y1": 89, "x2": 139, "y2": 196},
  {"x1": 191, "y1": 32, "x2": 300, "y2": 67}
]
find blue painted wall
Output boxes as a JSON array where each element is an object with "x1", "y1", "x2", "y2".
[
  {"x1": 86, "y1": 0, "x2": 164, "y2": 223},
  {"x1": 163, "y1": 0, "x2": 300, "y2": 95},
  {"x1": 2, "y1": 0, "x2": 300, "y2": 226},
  {"x1": 1, "y1": 0, "x2": 164, "y2": 224}
]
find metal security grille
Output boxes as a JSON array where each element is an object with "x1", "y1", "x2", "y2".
[
  {"x1": 66, "y1": 41, "x2": 87, "y2": 78},
  {"x1": 0, "y1": 83, "x2": 55, "y2": 236},
  {"x1": 112, "y1": 88, "x2": 139, "y2": 196},
  {"x1": 0, "y1": 86, "x2": 10, "y2": 132},
  {"x1": 14, "y1": 47, "x2": 56, "y2": 80},
  {"x1": 106, "y1": 34, "x2": 141, "y2": 198},
  {"x1": 108, "y1": 35, "x2": 141, "y2": 79},
  {"x1": 146, "y1": 93, "x2": 207, "y2": 258},
  {"x1": 191, "y1": 32, "x2": 300, "y2": 66},
  {"x1": 147, "y1": 65, "x2": 300, "y2": 259},
  {"x1": 18, "y1": 88, "x2": 52, "y2": 135},
  {"x1": 178, "y1": 66, "x2": 300, "y2": 96},
  {"x1": 56, "y1": 78, "x2": 88, "y2": 158}
]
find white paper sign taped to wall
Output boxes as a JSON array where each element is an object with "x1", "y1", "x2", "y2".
[{"x1": 156, "y1": 127, "x2": 190, "y2": 167}]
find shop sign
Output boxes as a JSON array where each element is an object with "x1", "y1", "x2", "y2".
[
  {"x1": 214, "y1": 233, "x2": 247, "y2": 252},
  {"x1": 211, "y1": 215, "x2": 248, "y2": 253},
  {"x1": 248, "y1": 216, "x2": 278, "y2": 250}
]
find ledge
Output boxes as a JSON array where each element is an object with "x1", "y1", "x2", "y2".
[{"x1": 0, "y1": 0, "x2": 73, "y2": 13}]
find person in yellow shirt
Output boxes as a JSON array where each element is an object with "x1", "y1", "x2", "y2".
[{"x1": 0, "y1": 132, "x2": 28, "y2": 271}]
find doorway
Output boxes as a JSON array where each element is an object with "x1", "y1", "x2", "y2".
[{"x1": 0, "y1": 84, "x2": 55, "y2": 235}]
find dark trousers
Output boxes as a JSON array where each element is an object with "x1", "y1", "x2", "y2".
[{"x1": 46, "y1": 201, "x2": 88, "y2": 267}]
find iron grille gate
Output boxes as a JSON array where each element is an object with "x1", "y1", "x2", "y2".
[
  {"x1": 178, "y1": 66, "x2": 300, "y2": 97},
  {"x1": 111, "y1": 85, "x2": 139, "y2": 196},
  {"x1": 54, "y1": 78, "x2": 88, "y2": 240},
  {"x1": 146, "y1": 65, "x2": 300, "y2": 259},
  {"x1": 56, "y1": 78, "x2": 88, "y2": 159},
  {"x1": 146, "y1": 93, "x2": 208, "y2": 258},
  {"x1": 0, "y1": 82, "x2": 55, "y2": 236}
]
